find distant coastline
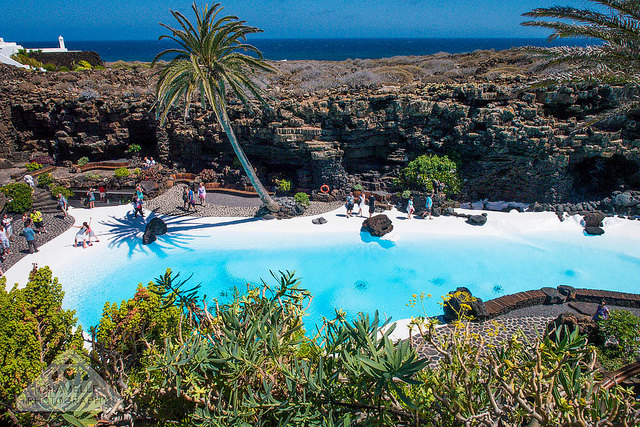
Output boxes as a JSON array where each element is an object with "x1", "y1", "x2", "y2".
[{"x1": 19, "y1": 37, "x2": 597, "y2": 63}]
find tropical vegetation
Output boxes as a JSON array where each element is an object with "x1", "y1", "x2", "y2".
[
  {"x1": 0, "y1": 267, "x2": 638, "y2": 425},
  {"x1": 1, "y1": 183, "x2": 33, "y2": 213},
  {"x1": 395, "y1": 154, "x2": 462, "y2": 193},
  {"x1": 152, "y1": 2, "x2": 280, "y2": 212},
  {"x1": 522, "y1": 0, "x2": 640, "y2": 85}
]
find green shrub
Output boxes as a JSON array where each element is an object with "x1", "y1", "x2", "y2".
[
  {"x1": 401, "y1": 190, "x2": 411, "y2": 199},
  {"x1": 84, "y1": 172, "x2": 102, "y2": 180},
  {"x1": 277, "y1": 179, "x2": 292, "y2": 193},
  {"x1": 94, "y1": 65, "x2": 106, "y2": 70},
  {"x1": 59, "y1": 66, "x2": 70, "y2": 72},
  {"x1": 48, "y1": 184, "x2": 74, "y2": 200},
  {"x1": 77, "y1": 157, "x2": 89, "y2": 166},
  {"x1": 25, "y1": 162, "x2": 42, "y2": 171},
  {"x1": 597, "y1": 309, "x2": 640, "y2": 370},
  {"x1": 294, "y1": 192, "x2": 310, "y2": 208},
  {"x1": 43, "y1": 63, "x2": 58, "y2": 72},
  {"x1": 352, "y1": 183, "x2": 363, "y2": 191},
  {"x1": 127, "y1": 144, "x2": 142, "y2": 153},
  {"x1": 114, "y1": 168, "x2": 130, "y2": 179},
  {"x1": 1, "y1": 183, "x2": 33, "y2": 213},
  {"x1": 395, "y1": 154, "x2": 461, "y2": 193},
  {"x1": 37, "y1": 173, "x2": 53, "y2": 187},
  {"x1": 73, "y1": 60, "x2": 93, "y2": 71}
]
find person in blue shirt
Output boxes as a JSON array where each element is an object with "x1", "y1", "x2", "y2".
[
  {"x1": 22, "y1": 221, "x2": 38, "y2": 253},
  {"x1": 423, "y1": 193, "x2": 434, "y2": 220}
]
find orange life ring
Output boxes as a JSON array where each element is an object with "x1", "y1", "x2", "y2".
[{"x1": 320, "y1": 184, "x2": 330, "y2": 194}]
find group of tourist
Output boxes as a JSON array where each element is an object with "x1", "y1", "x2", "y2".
[
  {"x1": 344, "y1": 192, "x2": 377, "y2": 218},
  {"x1": 142, "y1": 157, "x2": 156, "y2": 169},
  {"x1": 406, "y1": 194, "x2": 434, "y2": 220},
  {"x1": 182, "y1": 183, "x2": 207, "y2": 212},
  {"x1": 344, "y1": 191, "x2": 435, "y2": 220}
]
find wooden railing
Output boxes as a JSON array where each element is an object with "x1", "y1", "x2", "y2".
[
  {"x1": 76, "y1": 161, "x2": 130, "y2": 172},
  {"x1": 11, "y1": 165, "x2": 57, "y2": 180}
]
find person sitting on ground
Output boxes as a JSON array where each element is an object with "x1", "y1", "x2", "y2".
[
  {"x1": 357, "y1": 192, "x2": 365, "y2": 217},
  {"x1": 22, "y1": 220, "x2": 38, "y2": 253},
  {"x1": 143, "y1": 157, "x2": 150, "y2": 169},
  {"x1": 30, "y1": 209, "x2": 46, "y2": 234},
  {"x1": 57, "y1": 193, "x2": 69, "y2": 219},
  {"x1": 24, "y1": 174, "x2": 35, "y2": 188},
  {"x1": 73, "y1": 222, "x2": 89, "y2": 248},
  {"x1": 368, "y1": 194, "x2": 376, "y2": 218},
  {"x1": 150, "y1": 157, "x2": 156, "y2": 167},
  {"x1": 345, "y1": 192, "x2": 354, "y2": 218},
  {"x1": 198, "y1": 182, "x2": 207, "y2": 206},
  {"x1": 423, "y1": 193, "x2": 433, "y2": 220},
  {"x1": 99, "y1": 185, "x2": 106, "y2": 202},
  {"x1": 407, "y1": 196, "x2": 415, "y2": 219},
  {"x1": 593, "y1": 300, "x2": 610, "y2": 321},
  {"x1": 2, "y1": 214, "x2": 13, "y2": 241},
  {"x1": 0, "y1": 225, "x2": 10, "y2": 257}
]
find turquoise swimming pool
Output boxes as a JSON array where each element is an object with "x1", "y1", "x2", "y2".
[{"x1": 54, "y1": 218, "x2": 640, "y2": 329}]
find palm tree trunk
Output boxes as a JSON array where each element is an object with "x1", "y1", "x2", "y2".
[{"x1": 216, "y1": 106, "x2": 280, "y2": 212}]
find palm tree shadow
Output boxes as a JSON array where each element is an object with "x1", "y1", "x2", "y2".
[{"x1": 99, "y1": 208, "x2": 261, "y2": 258}]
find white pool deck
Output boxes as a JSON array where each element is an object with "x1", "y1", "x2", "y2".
[{"x1": 4, "y1": 204, "x2": 639, "y2": 341}]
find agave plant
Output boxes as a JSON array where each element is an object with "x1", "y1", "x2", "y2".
[
  {"x1": 153, "y1": 2, "x2": 280, "y2": 212},
  {"x1": 522, "y1": 0, "x2": 640, "y2": 85}
]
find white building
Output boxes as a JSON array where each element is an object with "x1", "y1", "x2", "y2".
[{"x1": 0, "y1": 36, "x2": 69, "y2": 69}]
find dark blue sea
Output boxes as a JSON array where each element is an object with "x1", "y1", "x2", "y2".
[{"x1": 21, "y1": 38, "x2": 595, "y2": 62}]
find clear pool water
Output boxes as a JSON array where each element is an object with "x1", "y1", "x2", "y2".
[{"x1": 54, "y1": 218, "x2": 640, "y2": 329}]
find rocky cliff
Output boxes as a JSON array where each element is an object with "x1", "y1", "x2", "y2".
[{"x1": 1, "y1": 49, "x2": 639, "y2": 202}]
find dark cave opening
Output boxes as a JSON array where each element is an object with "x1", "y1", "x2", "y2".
[{"x1": 570, "y1": 155, "x2": 640, "y2": 198}]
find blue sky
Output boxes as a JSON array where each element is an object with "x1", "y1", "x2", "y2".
[{"x1": 3, "y1": 0, "x2": 585, "y2": 41}]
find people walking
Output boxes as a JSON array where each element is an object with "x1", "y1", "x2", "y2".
[
  {"x1": 345, "y1": 192, "x2": 354, "y2": 218},
  {"x1": 2, "y1": 214, "x2": 13, "y2": 241},
  {"x1": 30, "y1": 209, "x2": 46, "y2": 234},
  {"x1": 0, "y1": 225, "x2": 10, "y2": 257},
  {"x1": 86, "y1": 188, "x2": 95, "y2": 209},
  {"x1": 23, "y1": 221, "x2": 38, "y2": 253},
  {"x1": 407, "y1": 196, "x2": 415, "y2": 219},
  {"x1": 357, "y1": 192, "x2": 365, "y2": 217},
  {"x1": 198, "y1": 182, "x2": 207, "y2": 206},
  {"x1": 58, "y1": 193, "x2": 69, "y2": 218},
  {"x1": 182, "y1": 186, "x2": 189, "y2": 211},
  {"x1": 136, "y1": 185, "x2": 144, "y2": 202},
  {"x1": 188, "y1": 186, "x2": 197, "y2": 212},
  {"x1": 134, "y1": 195, "x2": 144, "y2": 218},
  {"x1": 369, "y1": 194, "x2": 376, "y2": 218},
  {"x1": 423, "y1": 193, "x2": 433, "y2": 220}
]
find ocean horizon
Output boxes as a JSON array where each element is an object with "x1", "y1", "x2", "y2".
[{"x1": 19, "y1": 37, "x2": 596, "y2": 62}]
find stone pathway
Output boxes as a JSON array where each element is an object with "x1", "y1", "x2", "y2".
[
  {"x1": 0, "y1": 212, "x2": 75, "y2": 274},
  {"x1": 412, "y1": 315, "x2": 554, "y2": 367},
  {"x1": 145, "y1": 185, "x2": 344, "y2": 218}
]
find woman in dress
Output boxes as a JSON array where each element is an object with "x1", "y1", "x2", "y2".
[
  {"x1": 87, "y1": 188, "x2": 95, "y2": 209},
  {"x1": 2, "y1": 214, "x2": 13, "y2": 241},
  {"x1": 198, "y1": 182, "x2": 207, "y2": 206},
  {"x1": 407, "y1": 196, "x2": 415, "y2": 219}
]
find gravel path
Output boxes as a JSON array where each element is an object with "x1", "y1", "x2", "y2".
[
  {"x1": 1, "y1": 213, "x2": 75, "y2": 274},
  {"x1": 145, "y1": 186, "x2": 343, "y2": 218}
]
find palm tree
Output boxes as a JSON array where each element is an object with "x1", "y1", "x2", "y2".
[
  {"x1": 522, "y1": 0, "x2": 640, "y2": 85},
  {"x1": 153, "y1": 2, "x2": 280, "y2": 212}
]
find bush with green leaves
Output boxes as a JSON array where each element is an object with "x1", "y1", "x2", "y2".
[
  {"x1": 276, "y1": 179, "x2": 292, "y2": 193},
  {"x1": 401, "y1": 190, "x2": 411, "y2": 199},
  {"x1": 77, "y1": 157, "x2": 89, "y2": 166},
  {"x1": 25, "y1": 162, "x2": 42, "y2": 172},
  {"x1": 114, "y1": 168, "x2": 130, "y2": 179},
  {"x1": 127, "y1": 144, "x2": 142, "y2": 154},
  {"x1": 294, "y1": 192, "x2": 310, "y2": 208},
  {"x1": 48, "y1": 184, "x2": 74, "y2": 200},
  {"x1": 0, "y1": 268, "x2": 84, "y2": 410},
  {"x1": 0, "y1": 183, "x2": 33, "y2": 213},
  {"x1": 352, "y1": 183, "x2": 363, "y2": 191},
  {"x1": 597, "y1": 309, "x2": 640, "y2": 370},
  {"x1": 73, "y1": 60, "x2": 93, "y2": 71},
  {"x1": 37, "y1": 172, "x2": 53, "y2": 188},
  {"x1": 395, "y1": 154, "x2": 461, "y2": 193}
]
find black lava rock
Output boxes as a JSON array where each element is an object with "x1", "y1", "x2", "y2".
[
  {"x1": 585, "y1": 226, "x2": 604, "y2": 235},
  {"x1": 541, "y1": 287, "x2": 565, "y2": 305},
  {"x1": 312, "y1": 217, "x2": 327, "y2": 225},
  {"x1": 361, "y1": 214, "x2": 393, "y2": 237},
  {"x1": 142, "y1": 218, "x2": 167, "y2": 245},
  {"x1": 443, "y1": 286, "x2": 489, "y2": 322},
  {"x1": 466, "y1": 213, "x2": 487, "y2": 226}
]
